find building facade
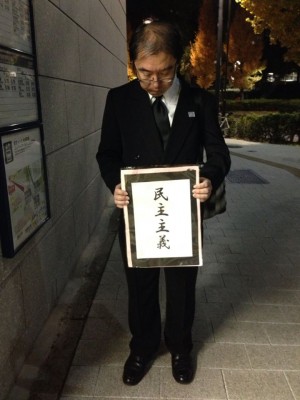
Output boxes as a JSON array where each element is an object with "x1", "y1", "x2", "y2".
[{"x1": 0, "y1": 1, "x2": 127, "y2": 398}]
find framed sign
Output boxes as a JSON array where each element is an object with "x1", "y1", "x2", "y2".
[
  {"x1": 0, "y1": 127, "x2": 50, "y2": 257},
  {"x1": 0, "y1": 48, "x2": 38, "y2": 128},
  {"x1": 121, "y1": 165, "x2": 202, "y2": 268},
  {"x1": 0, "y1": 0, "x2": 32, "y2": 54}
]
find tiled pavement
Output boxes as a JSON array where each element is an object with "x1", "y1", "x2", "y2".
[
  {"x1": 7, "y1": 140, "x2": 300, "y2": 400},
  {"x1": 59, "y1": 139, "x2": 300, "y2": 400}
]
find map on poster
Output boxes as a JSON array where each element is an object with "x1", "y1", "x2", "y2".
[
  {"x1": 0, "y1": 0, "x2": 32, "y2": 54},
  {"x1": 1, "y1": 128, "x2": 48, "y2": 250},
  {"x1": 0, "y1": 49, "x2": 38, "y2": 128}
]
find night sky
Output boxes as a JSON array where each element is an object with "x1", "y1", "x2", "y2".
[{"x1": 126, "y1": 0, "x2": 202, "y2": 45}]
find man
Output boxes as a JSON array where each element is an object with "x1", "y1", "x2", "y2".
[{"x1": 96, "y1": 20, "x2": 230, "y2": 385}]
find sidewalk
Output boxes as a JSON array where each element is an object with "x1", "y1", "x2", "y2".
[
  {"x1": 9, "y1": 140, "x2": 300, "y2": 400},
  {"x1": 226, "y1": 138, "x2": 300, "y2": 177}
]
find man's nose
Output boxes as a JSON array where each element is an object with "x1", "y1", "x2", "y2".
[
  {"x1": 151, "y1": 79, "x2": 160, "y2": 85},
  {"x1": 150, "y1": 75, "x2": 162, "y2": 84}
]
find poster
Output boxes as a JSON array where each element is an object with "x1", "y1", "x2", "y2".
[
  {"x1": 0, "y1": 49, "x2": 38, "y2": 128},
  {"x1": 121, "y1": 165, "x2": 202, "y2": 268},
  {"x1": 0, "y1": 0, "x2": 32, "y2": 54},
  {"x1": 1, "y1": 127, "x2": 49, "y2": 254}
]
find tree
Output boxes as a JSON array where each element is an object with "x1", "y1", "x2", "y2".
[
  {"x1": 228, "y1": 5, "x2": 266, "y2": 96},
  {"x1": 189, "y1": 0, "x2": 218, "y2": 88},
  {"x1": 235, "y1": 0, "x2": 300, "y2": 65}
]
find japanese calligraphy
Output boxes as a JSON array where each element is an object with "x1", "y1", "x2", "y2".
[{"x1": 154, "y1": 187, "x2": 170, "y2": 250}]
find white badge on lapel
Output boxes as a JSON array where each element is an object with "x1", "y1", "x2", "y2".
[{"x1": 188, "y1": 111, "x2": 196, "y2": 118}]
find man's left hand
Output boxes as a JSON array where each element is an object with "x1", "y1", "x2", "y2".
[{"x1": 192, "y1": 177, "x2": 212, "y2": 202}]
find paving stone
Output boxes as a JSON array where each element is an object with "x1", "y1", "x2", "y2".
[
  {"x1": 94, "y1": 365, "x2": 160, "y2": 398},
  {"x1": 280, "y1": 305, "x2": 300, "y2": 323},
  {"x1": 61, "y1": 366, "x2": 99, "y2": 396},
  {"x1": 250, "y1": 288, "x2": 300, "y2": 306},
  {"x1": 196, "y1": 343, "x2": 251, "y2": 369},
  {"x1": 161, "y1": 367, "x2": 227, "y2": 399},
  {"x1": 205, "y1": 287, "x2": 253, "y2": 303},
  {"x1": 233, "y1": 303, "x2": 287, "y2": 323},
  {"x1": 72, "y1": 338, "x2": 128, "y2": 366},
  {"x1": 192, "y1": 318, "x2": 214, "y2": 343},
  {"x1": 263, "y1": 323, "x2": 300, "y2": 345},
  {"x1": 196, "y1": 302, "x2": 235, "y2": 322},
  {"x1": 200, "y1": 262, "x2": 240, "y2": 275},
  {"x1": 94, "y1": 283, "x2": 121, "y2": 300},
  {"x1": 213, "y1": 320, "x2": 270, "y2": 344},
  {"x1": 223, "y1": 369, "x2": 294, "y2": 400},
  {"x1": 285, "y1": 371, "x2": 300, "y2": 399},
  {"x1": 196, "y1": 272, "x2": 225, "y2": 288},
  {"x1": 222, "y1": 274, "x2": 266, "y2": 288},
  {"x1": 81, "y1": 317, "x2": 130, "y2": 341},
  {"x1": 246, "y1": 344, "x2": 300, "y2": 370}
]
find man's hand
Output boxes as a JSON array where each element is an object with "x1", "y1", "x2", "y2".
[
  {"x1": 192, "y1": 177, "x2": 212, "y2": 202},
  {"x1": 114, "y1": 183, "x2": 129, "y2": 208}
]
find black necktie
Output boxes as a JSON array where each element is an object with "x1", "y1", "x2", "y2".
[{"x1": 152, "y1": 96, "x2": 171, "y2": 150}]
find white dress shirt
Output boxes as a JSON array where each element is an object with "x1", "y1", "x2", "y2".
[{"x1": 149, "y1": 77, "x2": 181, "y2": 126}]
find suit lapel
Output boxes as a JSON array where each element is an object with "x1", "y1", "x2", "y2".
[
  {"x1": 164, "y1": 83, "x2": 197, "y2": 163},
  {"x1": 129, "y1": 81, "x2": 164, "y2": 162},
  {"x1": 125, "y1": 80, "x2": 197, "y2": 165}
]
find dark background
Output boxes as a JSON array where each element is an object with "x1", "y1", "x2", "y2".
[
  {"x1": 126, "y1": 0, "x2": 202, "y2": 45},
  {"x1": 126, "y1": 0, "x2": 300, "y2": 98}
]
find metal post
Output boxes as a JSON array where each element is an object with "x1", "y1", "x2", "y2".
[
  {"x1": 223, "y1": 0, "x2": 232, "y2": 114},
  {"x1": 216, "y1": 0, "x2": 224, "y2": 112}
]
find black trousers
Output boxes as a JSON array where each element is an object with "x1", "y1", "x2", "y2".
[{"x1": 118, "y1": 222, "x2": 198, "y2": 357}]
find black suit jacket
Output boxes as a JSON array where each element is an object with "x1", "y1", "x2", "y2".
[{"x1": 97, "y1": 78, "x2": 230, "y2": 194}]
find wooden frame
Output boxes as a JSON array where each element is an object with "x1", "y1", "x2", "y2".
[{"x1": 121, "y1": 165, "x2": 202, "y2": 268}]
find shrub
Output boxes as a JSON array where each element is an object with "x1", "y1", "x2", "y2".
[
  {"x1": 226, "y1": 99, "x2": 300, "y2": 113},
  {"x1": 227, "y1": 112, "x2": 300, "y2": 144}
]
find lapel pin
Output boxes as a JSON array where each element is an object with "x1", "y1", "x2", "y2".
[{"x1": 188, "y1": 111, "x2": 196, "y2": 118}]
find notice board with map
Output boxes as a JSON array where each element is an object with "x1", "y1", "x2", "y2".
[{"x1": 0, "y1": 128, "x2": 49, "y2": 256}]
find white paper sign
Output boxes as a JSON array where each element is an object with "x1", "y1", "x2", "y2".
[
  {"x1": 132, "y1": 179, "x2": 193, "y2": 259},
  {"x1": 121, "y1": 165, "x2": 202, "y2": 268}
]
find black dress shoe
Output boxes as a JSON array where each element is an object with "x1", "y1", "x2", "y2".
[
  {"x1": 122, "y1": 353, "x2": 154, "y2": 385},
  {"x1": 171, "y1": 353, "x2": 194, "y2": 384}
]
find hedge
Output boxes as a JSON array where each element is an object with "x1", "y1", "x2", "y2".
[
  {"x1": 226, "y1": 99, "x2": 300, "y2": 113},
  {"x1": 227, "y1": 112, "x2": 300, "y2": 144}
]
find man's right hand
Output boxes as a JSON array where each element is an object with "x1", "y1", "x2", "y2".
[{"x1": 114, "y1": 183, "x2": 129, "y2": 208}]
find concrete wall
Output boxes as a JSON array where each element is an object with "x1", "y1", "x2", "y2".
[{"x1": 0, "y1": 1, "x2": 127, "y2": 398}]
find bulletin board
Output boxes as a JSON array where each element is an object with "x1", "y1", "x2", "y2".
[
  {"x1": 0, "y1": 0, "x2": 50, "y2": 257},
  {"x1": 0, "y1": 48, "x2": 38, "y2": 127},
  {"x1": 0, "y1": 127, "x2": 49, "y2": 255}
]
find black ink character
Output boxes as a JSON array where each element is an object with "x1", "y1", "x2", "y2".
[
  {"x1": 155, "y1": 203, "x2": 169, "y2": 217},
  {"x1": 154, "y1": 187, "x2": 168, "y2": 201},
  {"x1": 156, "y1": 219, "x2": 169, "y2": 233},
  {"x1": 157, "y1": 235, "x2": 170, "y2": 249}
]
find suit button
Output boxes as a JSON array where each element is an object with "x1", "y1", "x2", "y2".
[{"x1": 134, "y1": 154, "x2": 140, "y2": 160}]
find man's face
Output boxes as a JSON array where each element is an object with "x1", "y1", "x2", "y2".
[{"x1": 134, "y1": 52, "x2": 177, "y2": 97}]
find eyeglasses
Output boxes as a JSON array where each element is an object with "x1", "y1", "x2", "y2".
[
  {"x1": 138, "y1": 77, "x2": 174, "y2": 84},
  {"x1": 135, "y1": 64, "x2": 177, "y2": 84}
]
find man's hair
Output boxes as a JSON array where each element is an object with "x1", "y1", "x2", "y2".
[{"x1": 129, "y1": 20, "x2": 183, "y2": 63}]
